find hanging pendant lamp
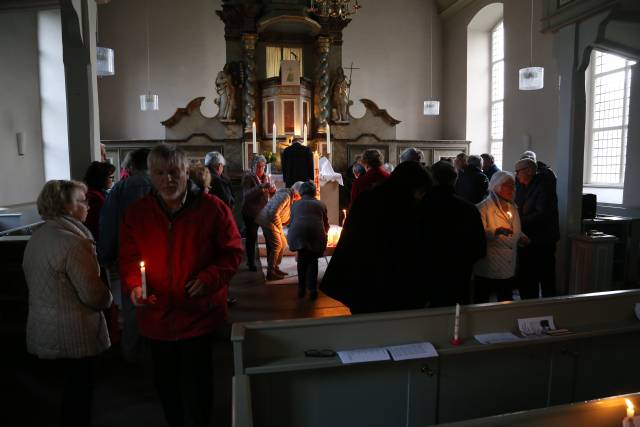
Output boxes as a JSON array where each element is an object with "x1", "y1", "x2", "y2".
[
  {"x1": 423, "y1": 8, "x2": 439, "y2": 116},
  {"x1": 96, "y1": 47, "x2": 115, "y2": 76},
  {"x1": 519, "y1": 0, "x2": 544, "y2": 90},
  {"x1": 139, "y1": 0, "x2": 159, "y2": 111}
]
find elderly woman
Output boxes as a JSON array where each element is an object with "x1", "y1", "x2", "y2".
[
  {"x1": 473, "y1": 171, "x2": 529, "y2": 303},
  {"x1": 287, "y1": 181, "x2": 329, "y2": 299},
  {"x1": 83, "y1": 161, "x2": 116, "y2": 241},
  {"x1": 242, "y1": 155, "x2": 275, "y2": 271},
  {"x1": 189, "y1": 161, "x2": 212, "y2": 193},
  {"x1": 256, "y1": 181, "x2": 303, "y2": 281},
  {"x1": 204, "y1": 151, "x2": 235, "y2": 209},
  {"x1": 23, "y1": 180, "x2": 113, "y2": 427}
]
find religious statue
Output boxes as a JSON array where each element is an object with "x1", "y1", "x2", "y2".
[
  {"x1": 215, "y1": 64, "x2": 237, "y2": 122},
  {"x1": 330, "y1": 66, "x2": 351, "y2": 123}
]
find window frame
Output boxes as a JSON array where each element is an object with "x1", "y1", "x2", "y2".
[{"x1": 489, "y1": 20, "x2": 504, "y2": 169}]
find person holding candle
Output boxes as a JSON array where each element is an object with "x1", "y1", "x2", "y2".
[
  {"x1": 473, "y1": 171, "x2": 529, "y2": 303},
  {"x1": 23, "y1": 180, "x2": 113, "y2": 427},
  {"x1": 242, "y1": 155, "x2": 276, "y2": 271},
  {"x1": 119, "y1": 144, "x2": 243, "y2": 427}
]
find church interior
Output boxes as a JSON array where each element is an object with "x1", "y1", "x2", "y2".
[{"x1": 2, "y1": 0, "x2": 640, "y2": 426}]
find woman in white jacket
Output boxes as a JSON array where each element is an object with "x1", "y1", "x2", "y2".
[
  {"x1": 474, "y1": 171, "x2": 529, "y2": 303},
  {"x1": 23, "y1": 180, "x2": 113, "y2": 426}
]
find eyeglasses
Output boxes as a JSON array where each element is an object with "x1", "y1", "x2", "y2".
[
  {"x1": 108, "y1": 176, "x2": 115, "y2": 180},
  {"x1": 304, "y1": 349, "x2": 336, "y2": 358}
]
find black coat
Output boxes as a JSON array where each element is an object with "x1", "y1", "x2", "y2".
[
  {"x1": 210, "y1": 173, "x2": 235, "y2": 210},
  {"x1": 455, "y1": 166, "x2": 489, "y2": 204},
  {"x1": 282, "y1": 142, "x2": 314, "y2": 188},
  {"x1": 420, "y1": 186, "x2": 486, "y2": 307},
  {"x1": 515, "y1": 173, "x2": 560, "y2": 246}
]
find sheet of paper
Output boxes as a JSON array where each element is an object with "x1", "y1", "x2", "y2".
[
  {"x1": 518, "y1": 316, "x2": 556, "y2": 336},
  {"x1": 474, "y1": 332, "x2": 522, "y2": 344},
  {"x1": 386, "y1": 342, "x2": 438, "y2": 361},
  {"x1": 337, "y1": 347, "x2": 391, "y2": 364}
]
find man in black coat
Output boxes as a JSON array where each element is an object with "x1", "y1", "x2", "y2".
[
  {"x1": 455, "y1": 154, "x2": 489, "y2": 204},
  {"x1": 281, "y1": 138, "x2": 314, "y2": 188},
  {"x1": 422, "y1": 161, "x2": 487, "y2": 307},
  {"x1": 481, "y1": 153, "x2": 501, "y2": 182},
  {"x1": 515, "y1": 158, "x2": 560, "y2": 299}
]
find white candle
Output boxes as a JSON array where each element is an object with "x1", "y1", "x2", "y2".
[
  {"x1": 454, "y1": 303, "x2": 460, "y2": 341},
  {"x1": 252, "y1": 121, "x2": 257, "y2": 154},
  {"x1": 627, "y1": 399, "x2": 635, "y2": 418},
  {"x1": 326, "y1": 123, "x2": 331, "y2": 154},
  {"x1": 140, "y1": 261, "x2": 147, "y2": 299},
  {"x1": 303, "y1": 124, "x2": 307, "y2": 146},
  {"x1": 272, "y1": 123, "x2": 277, "y2": 153}
]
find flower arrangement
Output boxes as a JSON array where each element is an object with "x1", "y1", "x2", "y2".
[{"x1": 262, "y1": 151, "x2": 277, "y2": 164}]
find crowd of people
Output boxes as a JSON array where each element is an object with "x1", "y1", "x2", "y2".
[{"x1": 21, "y1": 141, "x2": 559, "y2": 426}]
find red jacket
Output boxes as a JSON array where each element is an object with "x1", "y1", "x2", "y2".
[
  {"x1": 350, "y1": 167, "x2": 390, "y2": 205},
  {"x1": 119, "y1": 189, "x2": 243, "y2": 341}
]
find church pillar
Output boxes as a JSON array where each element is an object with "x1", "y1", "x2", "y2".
[
  {"x1": 242, "y1": 33, "x2": 258, "y2": 133},
  {"x1": 316, "y1": 36, "x2": 330, "y2": 133}
]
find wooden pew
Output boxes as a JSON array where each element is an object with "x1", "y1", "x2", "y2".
[{"x1": 231, "y1": 290, "x2": 640, "y2": 427}]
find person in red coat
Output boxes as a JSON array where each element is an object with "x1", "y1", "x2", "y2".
[
  {"x1": 83, "y1": 161, "x2": 115, "y2": 241},
  {"x1": 350, "y1": 149, "x2": 390, "y2": 205},
  {"x1": 119, "y1": 144, "x2": 243, "y2": 427}
]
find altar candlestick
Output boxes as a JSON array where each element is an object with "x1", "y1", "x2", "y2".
[
  {"x1": 140, "y1": 261, "x2": 147, "y2": 299},
  {"x1": 451, "y1": 303, "x2": 461, "y2": 345},
  {"x1": 326, "y1": 124, "x2": 331, "y2": 154},
  {"x1": 252, "y1": 121, "x2": 257, "y2": 154},
  {"x1": 272, "y1": 123, "x2": 277, "y2": 153},
  {"x1": 303, "y1": 124, "x2": 308, "y2": 146}
]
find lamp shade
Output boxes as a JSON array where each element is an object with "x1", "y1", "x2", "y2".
[
  {"x1": 96, "y1": 47, "x2": 114, "y2": 76},
  {"x1": 423, "y1": 100, "x2": 440, "y2": 116},
  {"x1": 519, "y1": 67, "x2": 544, "y2": 90},
  {"x1": 139, "y1": 93, "x2": 159, "y2": 111}
]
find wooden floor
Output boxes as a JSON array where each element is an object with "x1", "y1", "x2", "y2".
[{"x1": 5, "y1": 254, "x2": 349, "y2": 427}]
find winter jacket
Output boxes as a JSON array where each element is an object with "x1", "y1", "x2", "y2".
[
  {"x1": 287, "y1": 196, "x2": 329, "y2": 254},
  {"x1": 483, "y1": 164, "x2": 501, "y2": 182},
  {"x1": 455, "y1": 165, "x2": 489, "y2": 204},
  {"x1": 23, "y1": 216, "x2": 113, "y2": 359},
  {"x1": 515, "y1": 173, "x2": 560, "y2": 246},
  {"x1": 255, "y1": 188, "x2": 295, "y2": 229},
  {"x1": 210, "y1": 173, "x2": 235, "y2": 209},
  {"x1": 474, "y1": 193, "x2": 522, "y2": 279},
  {"x1": 282, "y1": 142, "x2": 314, "y2": 188},
  {"x1": 241, "y1": 172, "x2": 270, "y2": 219},
  {"x1": 350, "y1": 166, "x2": 390, "y2": 205},
  {"x1": 118, "y1": 185, "x2": 243, "y2": 341}
]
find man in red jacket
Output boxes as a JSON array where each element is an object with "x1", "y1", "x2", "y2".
[
  {"x1": 119, "y1": 144, "x2": 242, "y2": 427},
  {"x1": 350, "y1": 149, "x2": 390, "y2": 205}
]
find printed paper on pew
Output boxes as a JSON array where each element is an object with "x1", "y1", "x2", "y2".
[
  {"x1": 386, "y1": 342, "x2": 438, "y2": 361},
  {"x1": 337, "y1": 347, "x2": 391, "y2": 364},
  {"x1": 518, "y1": 316, "x2": 556, "y2": 336},
  {"x1": 474, "y1": 332, "x2": 522, "y2": 344}
]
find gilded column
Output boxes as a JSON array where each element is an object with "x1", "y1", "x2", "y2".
[
  {"x1": 242, "y1": 33, "x2": 258, "y2": 133},
  {"x1": 316, "y1": 36, "x2": 330, "y2": 133}
]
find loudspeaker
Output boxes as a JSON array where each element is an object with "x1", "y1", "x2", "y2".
[{"x1": 582, "y1": 193, "x2": 597, "y2": 219}]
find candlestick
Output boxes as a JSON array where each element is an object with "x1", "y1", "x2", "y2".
[
  {"x1": 252, "y1": 121, "x2": 257, "y2": 154},
  {"x1": 326, "y1": 123, "x2": 331, "y2": 154},
  {"x1": 303, "y1": 124, "x2": 307, "y2": 146},
  {"x1": 140, "y1": 261, "x2": 147, "y2": 299},
  {"x1": 451, "y1": 303, "x2": 461, "y2": 345},
  {"x1": 272, "y1": 123, "x2": 277, "y2": 153}
]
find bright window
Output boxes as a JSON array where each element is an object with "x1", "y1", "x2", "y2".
[
  {"x1": 585, "y1": 50, "x2": 634, "y2": 186},
  {"x1": 266, "y1": 46, "x2": 303, "y2": 78},
  {"x1": 490, "y1": 21, "x2": 504, "y2": 168}
]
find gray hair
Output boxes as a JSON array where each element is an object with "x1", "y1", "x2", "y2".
[
  {"x1": 204, "y1": 151, "x2": 225, "y2": 167},
  {"x1": 37, "y1": 180, "x2": 87, "y2": 220},
  {"x1": 521, "y1": 150, "x2": 537, "y2": 163},
  {"x1": 299, "y1": 181, "x2": 316, "y2": 197},
  {"x1": 468, "y1": 155, "x2": 482, "y2": 168},
  {"x1": 488, "y1": 171, "x2": 515, "y2": 194},
  {"x1": 291, "y1": 181, "x2": 304, "y2": 194},
  {"x1": 383, "y1": 163, "x2": 395, "y2": 173},
  {"x1": 251, "y1": 155, "x2": 267, "y2": 173},
  {"x1": 399, "y1": 147, "x2": 424, "y2": 163},
  {"x1": 515, "y1": 158, "x2": 537, "y2": 173},
  {"x1": 148, "y1": 143, "x2": 189, "y2": 171}
]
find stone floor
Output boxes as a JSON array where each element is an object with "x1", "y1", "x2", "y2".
[{"x1": 4, "y1": 250, "x2": 349, "y2": 427}]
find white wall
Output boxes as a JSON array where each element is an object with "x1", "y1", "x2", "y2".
[
  {"x1": 343, "y1": 0, "x2": 443, "y2": 140},
  {"x1": 0, "y1": 10, "x2": 46, "y2": 206},
  {"x1": 97, "y1": 0, "x2": 226, "y2": 140}
]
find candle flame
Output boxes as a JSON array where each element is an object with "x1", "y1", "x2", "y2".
[
  {"x1": 626, "y1": 399, "x2": 634, "y2": 411},
  {"x1": 327, "y1": 225, "x2": 342, "y2": 247},
  {"x1": 506, "y1": 211, "x2": 513, "y2": 219},
  {"x1": 139, "y1": 261, "x2": 145, "y2": 268}
]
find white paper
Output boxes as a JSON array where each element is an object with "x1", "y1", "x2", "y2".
[
  {"x1": 386, "y1": 342, "x2": 438, "y2": 361},
  {"x1": 337, "y1": 347, "x2": 390, "y2": 364},
  {"x1": 517, "y1": 316, "x2": 556, "y2": 336},
  {"x1": 474, "y1": 332, "x2": 522, "y2": 345},
  {"x1": 635, "y1": 303, "x2": 640, "y2": 321}
]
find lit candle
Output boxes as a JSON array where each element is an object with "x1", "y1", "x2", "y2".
[
  {"x1": 272, "y1": 123, "x2": 277, "y2": 153},
  {"x1": 252, "y1": 121, "x2": 257, "y2": 154},
  {"x1": 326, "y1": 123, "x2": 331, "y2": 154},
  {"x1": 506, "y1": 211, "x2": 513, "y2": 220},
  {"x1": 139, "y1": 261, "x2": 147, "y2": 299},
  {"x1": 454, "y1": 303, "x2": 460, "y2": 340},
  {"x1": 623, "y1": 399, "x2": 636, "y2": 427},
  {"x1": 627, "y1": 399, "x2": 635, "y2": 418},
  {"x1": 303, "y1": 124, "x2": 307, "y2": 146}
]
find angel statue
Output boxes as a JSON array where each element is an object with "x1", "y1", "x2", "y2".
[
  {"x1": 215, "y1": 64, "x2": 237, "y2": 122},
  {"x1": 330, "y1": 66, "x2": 351, "y2": 123}
]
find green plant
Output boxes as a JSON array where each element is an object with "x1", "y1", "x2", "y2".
[{"x1": 262, "y1": 151, "x2": 277, "y2": 164}]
